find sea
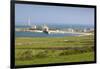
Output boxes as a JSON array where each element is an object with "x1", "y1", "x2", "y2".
[{"x1": 15, "y1": 24, "x2": 94, "y2": 37}]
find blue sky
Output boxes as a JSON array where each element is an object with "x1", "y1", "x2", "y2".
[{"x1": 15, "y1": 4, "x2": 94, "y2": 26}]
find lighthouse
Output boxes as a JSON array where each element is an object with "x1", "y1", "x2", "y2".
[
  {"x1": 27, "y1": 17, "x2": 37, "y2": 30},
  {"x1": 28, "y1": 17, "x2": 31, "y2": 26}
]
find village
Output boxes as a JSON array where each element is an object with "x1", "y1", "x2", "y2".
[{"x1": 16, "y1": 24, "x2": 94, "y2": 36}]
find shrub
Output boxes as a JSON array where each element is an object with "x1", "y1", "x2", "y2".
[
  {"x1": 16, "y1": 50, "x2": 33, "y2": 60},
  {"x1": 35, "y1": 50, "x2": 48, "y2": 58},
  {"x1": 59, "y1": 46, "x2": 94, "y2": 56}
]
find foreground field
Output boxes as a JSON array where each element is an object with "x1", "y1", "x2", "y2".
[
  {"x1": 15, "y1": 35, "x2": 94, "y2": 66},
  {"x1": 16, "y1": 52, "x2": 94, "y2": 65}
]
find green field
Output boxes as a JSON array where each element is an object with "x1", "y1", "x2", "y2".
[{"x1": 15, "y1": 35, "x2": 94, "y2": 66}]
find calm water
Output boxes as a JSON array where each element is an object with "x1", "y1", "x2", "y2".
[
  {"x1": 15, "y1": 31, "x2": 81, "y2": 37},
  {"x1": 15, "y1": 24, "x2": 93, "y2": 37}
]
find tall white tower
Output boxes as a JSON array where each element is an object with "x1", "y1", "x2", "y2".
[{"x1": 28, "y1": 17, "x2": 31, "y2": 26}]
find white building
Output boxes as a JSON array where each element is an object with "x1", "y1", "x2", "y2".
[
  {"x1": 31, "y1": 25, "x2": 37, "y2": 29},
  {"x1": 67, "y1": 28, "x2": 74, "y2": 32},
  {"x1": 42, "y1": 24, "x2": 49, "y2": 32},
  {"x1": 83, "y1": 29, "x2": 87, "y2": 32}
]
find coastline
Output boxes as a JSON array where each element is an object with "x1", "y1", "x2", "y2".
[{"x1": 15, "y1": 28, "x2": 93, "y2": 37}]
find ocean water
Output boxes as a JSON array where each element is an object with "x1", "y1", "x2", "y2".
[
  {"x1": 15, "y1": 31, "x2": 81, "y2": 37},
  {"x1": 15, "y1": 24, "x2": 94, "y2": 37}
]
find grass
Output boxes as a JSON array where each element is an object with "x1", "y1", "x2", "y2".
[
  {"x1": 15, "y1": 52, "x2": 94, "y2": 66},
  {"x1": 15, "y1": 35, "x2": 94, "y2": 48},
  {"x1": 15, "y1": 35, "x2": 95, "y2": 66}
]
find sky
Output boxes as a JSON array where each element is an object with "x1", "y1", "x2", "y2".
[{"x1": 15, "y1": 4, "x2": 94, "y2": 26}]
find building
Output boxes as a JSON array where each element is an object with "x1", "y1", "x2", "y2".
[
  {"x1": 31, "y1": 25, "x2": 37, "y2": 29},
  {"x1": 42, "y1": 24, "x2": 49, "y2": 34},
  {"x1": 67, "y1": 28, "x2": 74, "y2": 32}
]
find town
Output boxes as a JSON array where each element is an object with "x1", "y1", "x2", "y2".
[
  {"x1": 16, "y1": 24, "x2": 94, "y2": 36},
  {"x1": 16, "y1": 17, "x2": 94, "y2": 35}
]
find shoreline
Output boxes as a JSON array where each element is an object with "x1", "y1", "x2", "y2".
[{"x1": 16, "y1": 28, "x2": 93, "y2": 37}]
